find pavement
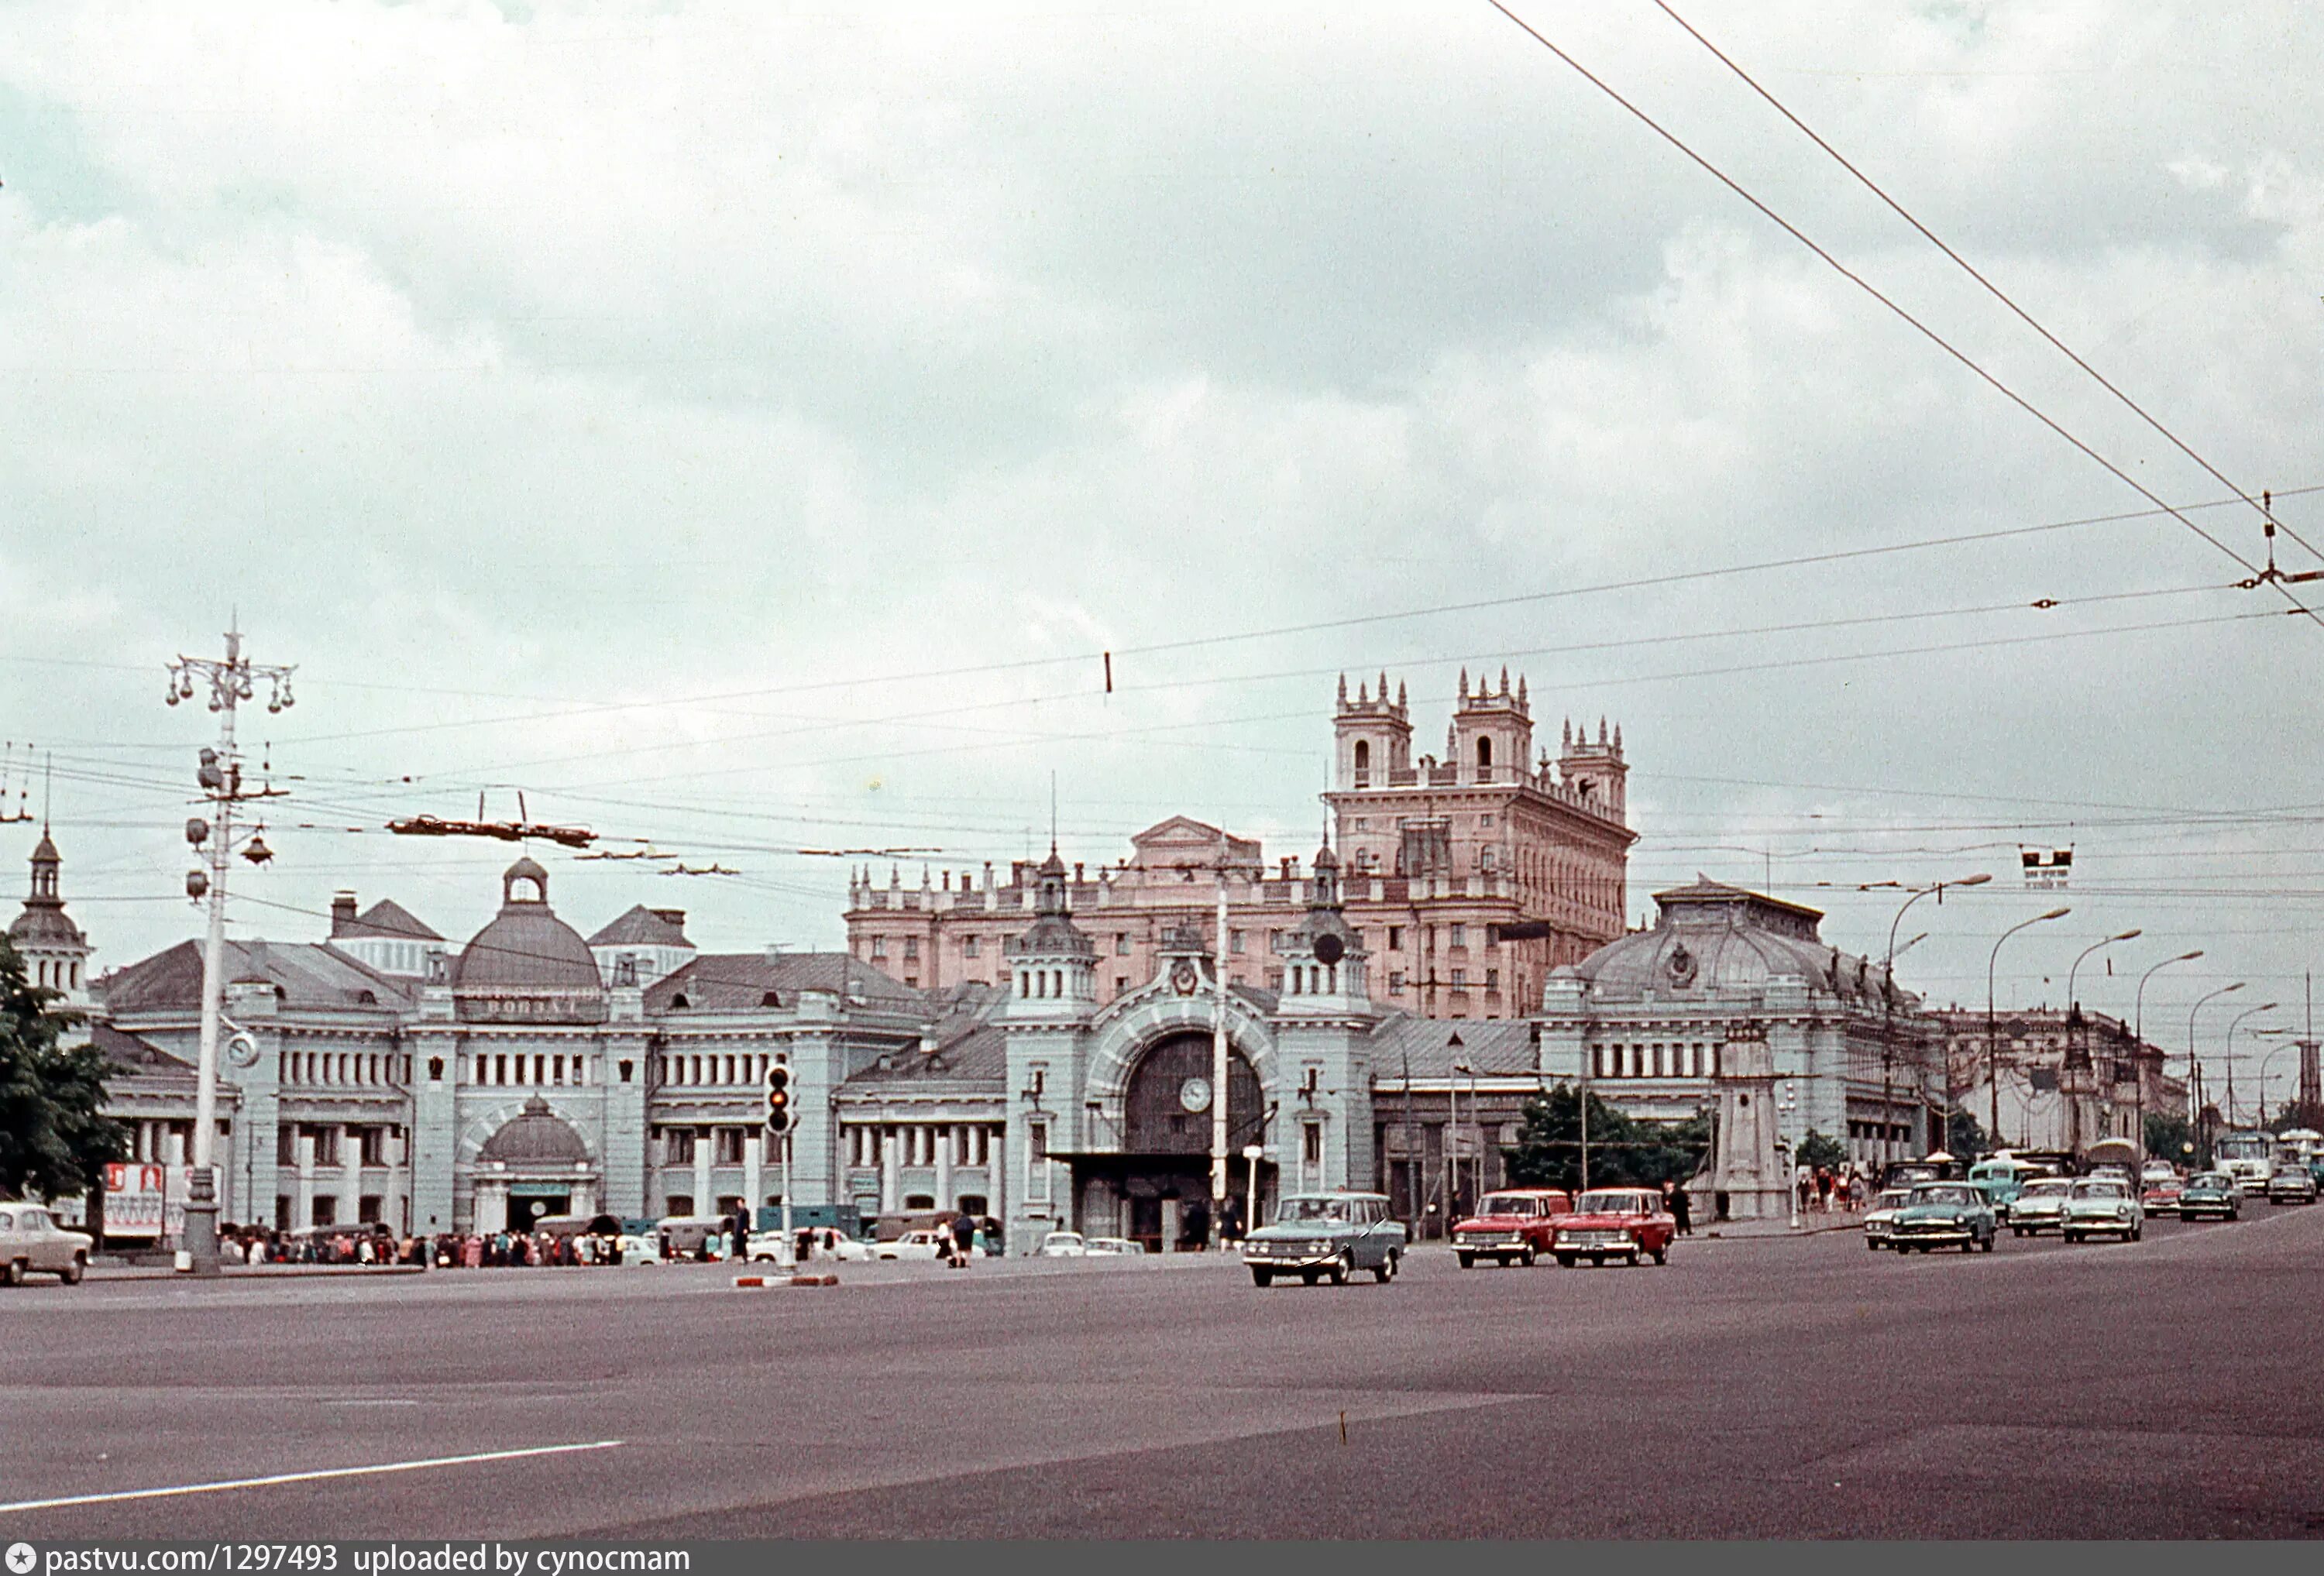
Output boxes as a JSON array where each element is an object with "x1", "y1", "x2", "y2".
[{"x1": 5, "y1": 1203, "x2": 2323, "y2": 1538}]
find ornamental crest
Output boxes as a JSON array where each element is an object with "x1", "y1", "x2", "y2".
[{"x1": 1666, "y1": 940, "x2": 1698, "y2": 987}]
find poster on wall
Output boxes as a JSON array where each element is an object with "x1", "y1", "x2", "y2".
[{"x1": 103, "y1": 1162, "x2": 167, "y2": 1236}]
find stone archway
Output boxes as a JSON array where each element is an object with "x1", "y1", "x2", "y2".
[{"x1": 1122, "y1": 1032, "x2": 1267, "y2": 1155}]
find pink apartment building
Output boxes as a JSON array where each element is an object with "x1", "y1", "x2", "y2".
[{"x1": 843, "y1": 668, "x2": 1635, "y2": 1021}]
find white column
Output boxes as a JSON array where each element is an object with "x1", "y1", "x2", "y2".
[
  {"x1": 339, "y1": 1125, "x2": 360, "y2": 1228},
  {"x1": 295, "y1": 1134, "x2": 316, "y2": 1228},
  {"x1": 934, "y1": 1123, "x2": 953, "y2": 1214},
  {"x1": 691, "y1": 1129, "x2": 713, "y2": 1216},
  {"x1": 880, "y1": 1127, "x2": 899, "y2": 1213},
  {"x1": 744, "y1": 1129, "x2": 764, "y2": 1216}
]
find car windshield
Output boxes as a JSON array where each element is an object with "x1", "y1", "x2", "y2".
[
  {"x1": 1477, "y1": 1196, "x2": 1537, "y2": 1216},
  {"x1": 1278, "y1": 1197, "x2": 1356, "y2": 1224},
  {"x1": 2070, "y1": 1180, "x2": 2125, "y2": 1199},
  {"x1": 2021, "y1": 1180, "x2": 2073, "y2": 1198},
  {"x1": 1575, "y1": 1192, "x2": 1648, "y2": 1214},
  {"x1": 1874, "y1": 1191, "x2": 1913, "y2": 1209},
  {"x1": 1910, "y1": 1185, "x2": 1976, "y2": 1206}
]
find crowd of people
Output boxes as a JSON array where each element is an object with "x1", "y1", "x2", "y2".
[
  {"x1": 1795, "y1": 1164, "x2": 1873, "y2": 1214},
  {"x1": 215, "y1": 1224, "x2": 649, "y2": 1268}
]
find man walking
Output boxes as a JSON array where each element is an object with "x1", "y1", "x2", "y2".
[
  {"x1": 949, "y1": 1210, "x2": 977, "y2": 1269},
  {"x1": 1664, "y1": 1177, "x2": 1693, "y2": 1236}
]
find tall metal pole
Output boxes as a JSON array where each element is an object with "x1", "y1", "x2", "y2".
[
  {"x1": 1988, "y1": 908, "x2": 2069, "y2": 1152},
  {"x1": 163, "y1": 623, "x2": 294, "y2": 1277},
  {"x1": 2133, "y1": 951, "x2": 2202, "y2": 1166},
  {"x1": 1883, "y1": 875, "x2": 1991, "y2": 1169},
  {"x1": 2224, "y1": 1002, "x2": 2280, "y2": 1128},
  {"x1": 2189, "y1": 982, "x2": 2243, "y2": 1162},
  {"x1": 1211, "y1": 883, "x2": 1228, "y2": 1248}
]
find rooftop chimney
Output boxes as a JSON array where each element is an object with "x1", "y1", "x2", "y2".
[{"x1": 331, "y1": 891, "x2": 357, "y2": 934}]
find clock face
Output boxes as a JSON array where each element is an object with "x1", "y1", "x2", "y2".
[
  {"x1": 225, "y1": 1033, "x2": 261, "y2": 1070},
  {"x1": 1178, "y1": 1076, "x2": 1213, "y2": 1114}
]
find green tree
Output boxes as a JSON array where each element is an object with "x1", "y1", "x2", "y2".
[
  {"x1": 2145, "y1": 1110, "x2": 2194, "y2": 1168},
  {"x1": 1944, "y1": 1107, "x2": 1987, "y2": 1160},
  {"x1": 0, "y1": 938, "x2": 128, "y2": 1200},
  {"x1": 1795, "y1": 1129, "x2": 1846, "y2": 1171},
  {"x1": 1502, "y1": 1084, "x2": 1710, "y2": 1193}
]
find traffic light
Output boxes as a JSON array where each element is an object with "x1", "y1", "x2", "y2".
[{"x1": 764, "y1": 1063, "x2": 794, "y2": 1138}]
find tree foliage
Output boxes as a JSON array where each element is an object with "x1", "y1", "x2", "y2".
[
  {"x1": 0, "y1": 938, "x2": 128, "y2": 1200},
  {"x1": 1944, "y1": 1107, "x2": 1988, "y2": 1160},
  {"x1": 1795, "y1": 1129, "x2": 1846, "y2": 1171},
  {"x1": 2146, "y1": 1111, "x2": 2195, "y2": 1166},
  {"x1": 1502, "y1": 1084, "x2": 1710, "y2": 1193}
]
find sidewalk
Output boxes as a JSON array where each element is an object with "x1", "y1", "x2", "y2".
[{"x1": 1693, "y1": 1210, "x2": 1865, "y2": 1241}]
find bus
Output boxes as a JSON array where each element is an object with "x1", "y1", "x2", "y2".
[{"x1": 2213, "y1": 1130, "x2": 2280, "y2": 1194}]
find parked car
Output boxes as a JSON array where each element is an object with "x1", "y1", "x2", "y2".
[
  {"x1": 1241, "y1": 1192, "x2": 1405, "y2": 1286},
  {"x1": 614, "y1": 1233, "x2": 661, "y2": 1265},
  {"x1": 2266, "y1": 1166, "x2": 2319, "y2": 1206},
  {"x1": 1084, "y1": 1237, "x2": 1146, "y2": 1255},
  {"x1": 1863, "y1": 1187, "x2": 1915, "y2": 1251},
  {"x1": 1888, "y1": 1182, "x2": 1997, "y2": 1253},
  {"x1": 2061, "y1": 1177, "x2": 2144, "y2": 1243},
  {"x1": 1549, "y1": 1188, "x2": 1676, "y2": 1269},
  {"x1": 1038, "y1": 1231, "x2": 1088, "y2": 1258},
  {"x1": 1452, "y1": 1188, "x2": 1573, "y2": 1269},
  {"x1": 2176, "y1": 1172, "x2": 2241, "y2": 1221},
  {"x1": 0, "y1": 1203, "x2": 92, "y2": 1285},
  {"x1": 2007, "y1": 1177, "x2": 2075, "y2": 1236}
]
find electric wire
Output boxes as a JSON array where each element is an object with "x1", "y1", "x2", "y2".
[
  {"x1": 1650, "y1": 0, "x2": 2324, "y2": 568},
  {"x1": 1483, "y1": 0, "x2": 2324, "y2": 630}
]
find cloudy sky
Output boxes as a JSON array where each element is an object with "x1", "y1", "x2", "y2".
[{"x1": 5, "y1": 2, "x2": 2321, "y2": 1103}]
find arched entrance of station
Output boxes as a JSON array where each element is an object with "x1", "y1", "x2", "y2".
[{"x1": 1085, "y1": 1032, "x2": 1273, "y2": 1252}]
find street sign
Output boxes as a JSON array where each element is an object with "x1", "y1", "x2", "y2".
[{"x1": 2021, "y1": 846, "x2": 2073, "y2": 889}]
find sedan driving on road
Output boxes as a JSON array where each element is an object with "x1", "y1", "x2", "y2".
[
  {"x1": 2266, "y1": 1166, "x2": 2318, "y2": 1206},
  {"x1": 1889, "y1": 1183, "x2": 1996, "y2": 1254},
  {"x1": 2007, "y1": 1177, "x2": 2074, "y2": 1236},
  {"x1": 2061, "y1": 1178, "x2": 2143, "y2": 1243},
  {"x1": 1549, "y1": 1188, "x2": 1675, "y2": 1269},
  {"x1": 0, "y1": 1204, "x2": 91, "y2": 1285},
  {"x1": 1863, "y1": 1187, "x2": 1914, "y2": 1251},
  {"x1": 2177, "y1": 1172, "x2": 2241, "y2": 1221},
  {"x1": 1452, "y1": 1188, "x2": 1572, "y2": 1269},
  {"x1": 1243, "y1": 1192, "x2": 1404, "y2": 1286}
]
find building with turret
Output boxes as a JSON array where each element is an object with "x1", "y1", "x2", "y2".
[
  {"x1": 844, "y1": 669, "x2": 1636, "y2": 1022},
  {"x1": 9, "y1": 828, "x2": 91, "y2": 1033}
]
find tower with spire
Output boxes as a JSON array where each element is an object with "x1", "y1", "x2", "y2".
[
  {"x1": 10, "y1": 827, "x2": 92, "y2": 1025},
  {"x1": 1451, "y1": 664, "x2": 1533, "y2": 785},
  {"x1": 1332, "y1": 671, "x2": 1412, "y2": 790},
  {"x1": 1557, "y1": 715, "x2": 1628, "y2": 817}
]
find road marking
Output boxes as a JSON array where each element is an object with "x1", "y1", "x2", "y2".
[{"x1": 0, "y1": 1440, "x2": 624, "y2": 1515}]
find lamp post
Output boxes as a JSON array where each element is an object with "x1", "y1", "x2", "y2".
[
  {"x1": 2254, "y1": 1037, "x2": 2301, "y2": 1124},
  {"x1": 1882, "y1": 874, "x2": 1990, "y2": 1170},
  {"x1": 2224, "y1": 1003, "x2": 2281, "y2": 1127},
  {"x1": 2064, "y1": 929, "x2": 2140, "y2": 1154},
  {"x1": 1987, "y1": 908, "x2": 2071, "y2": 1152},
  {"x1": 1453, "y1": 1056, "x2": 1482, "y2": 1209},
  {"x1": 2133, "y1": 951, "x2": 2203, "y2": 1164},
  {"x1": 2188, "y1": 982, "x2": 2244, "y2": 1163}
]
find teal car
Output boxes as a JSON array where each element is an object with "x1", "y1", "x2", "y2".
[
  {"x1": 1888, "y1": 1183, "x2": 1997, "y2": 1254},
  {"x1": 1242, "y1": 1193, "x2": 1405, "y2": 1287},
  {"x1": 2176, "y1": 1172, "x2": 2240, "y2": 1221}
]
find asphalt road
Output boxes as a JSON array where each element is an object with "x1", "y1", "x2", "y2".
[{"x1": 6, "y1": 1204, "x2": 2323, "y2": 1539}]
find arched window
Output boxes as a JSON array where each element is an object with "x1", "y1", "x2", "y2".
[
  {"x1": 1477, "y1": 736, "x2": 1493, "y2": 770},
  {"x1": 1353, "y1": 740, "x2": 1370, "y2": 778}
]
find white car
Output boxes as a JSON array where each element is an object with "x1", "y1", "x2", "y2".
[
  {"x1": 2007, "y1": 1177, "x2": 2075, "y2": 1236},
  {"x1": 877, "y1": 1229, "x2": 985, "y2": 1261},
  {"x1": 0, "y1": 1203, "x2": 93, "y2": 1284},
  {"x1": 2061, "y1": 1178, "x2": 2144, "y2": 1244},
  {"x1": 748, "y1": 1227, "x2": 878, "y2": 1263},
  {"x1": 615, "y1": 1234, "x2": 661, "y2": 1265},
  {"x1": 1084, "y1": 1237, "x2": 1146, "y2": 1255},
  {"x1": 1038, "y1": 1231, "x2": 1087, "y2": 1258}
]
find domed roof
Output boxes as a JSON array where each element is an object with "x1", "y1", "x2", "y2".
[
  {"x1": 1576, "y1": 877, "x2": 1893, "y2": 1004},
  {"x1": 451, "y1": 858, "x2": 603, "y2": 999},
  {"x1": 476, "y1": 1097, "x2": 590, "y2": 1166}
]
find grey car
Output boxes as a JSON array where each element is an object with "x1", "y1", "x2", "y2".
[
  {"x1": 0, "y1": 1203, "x2": 93, "y2": 1285},
  {"x1": 1242, "y1": 1192, "x2": 1406, "y2": 1286}
]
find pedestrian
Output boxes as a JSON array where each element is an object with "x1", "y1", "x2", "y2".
[
  {"x1": 950, "y1": 1209, "x2": 976, "y2": 1269},
  {"x1": 1814, "y1": 1167, "x2": 1833, "y2": 1213},
  {"x1": 1664, "y1": 1178, "x2": 1693, "y2": 1236}
]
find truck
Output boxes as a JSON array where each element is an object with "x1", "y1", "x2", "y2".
[{"x1": 2212, "y1": 1130, "x2": 2280, "y2": 1194}]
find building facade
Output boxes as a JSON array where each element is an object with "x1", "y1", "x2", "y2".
[
  {"x1": 844, "y1": 668, "x2": 1635, "y2": 1021},
  {"x1": 1930, "y1": 1007, "x2": 2185, "y2": 1155}
]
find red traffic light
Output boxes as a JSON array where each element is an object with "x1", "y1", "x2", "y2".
[{"x1": 765, "y1": 1063, "x2": 794, "y2": 1136}]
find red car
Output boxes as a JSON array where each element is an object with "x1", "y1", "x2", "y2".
[
  {"x1": 1452, "y1": 1189, "x2": 1574, "y2": 1269},
  {"x1": 1551, "y1": 1187, "x2": 1676, "y2": 1268}
]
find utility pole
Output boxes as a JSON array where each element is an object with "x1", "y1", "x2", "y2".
[
  {"x1": 164, "y1": 623, "x2": 295, "y2": 1277},
  {"x1": 1211, "y1": 882, "x2": 1229, "y2": 1249}
]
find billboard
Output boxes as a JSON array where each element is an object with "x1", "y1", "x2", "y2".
[{"x1": 104, "y1": 1162, "x2": 167, "y2": 1237}]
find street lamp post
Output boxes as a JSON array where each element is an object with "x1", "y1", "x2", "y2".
[
  {"x1": 1452, "y1": 1056, "x2": 1480, "y2": 1213},
  {"x1": 2224, "y1": 1003, "x2": 2281, "y2": 1127},
  {"x1": 2133, "y1": 951, "x2": 2203, "y2": 1164},
  {"x1": 1882, "y1": 874, "x2": 1991, "y2": 1170},
  {"x1": 2188, "y1": 983, "x2": 2245, "y2": 1162},
  {"x1": 2254, "y1": 1038, "x2": 2301, "y2": 1124},
  {"x1": 2064, "y1": 929, "x2": 2140, "y2": 1155},
  {"x1": 1987, "y1": 908, "x2": 2071, "y2": 1152}
]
